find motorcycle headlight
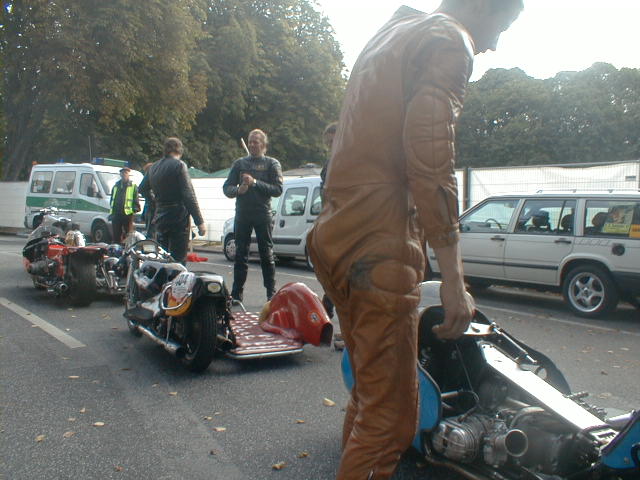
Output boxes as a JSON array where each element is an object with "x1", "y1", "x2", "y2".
[{"x1": 207, "y1": 282, "x2": 222, "y2": 294}]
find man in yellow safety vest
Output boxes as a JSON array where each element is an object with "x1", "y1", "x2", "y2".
[{"x1": 110, "y1": 167, "x2": 140, "y2": 244}]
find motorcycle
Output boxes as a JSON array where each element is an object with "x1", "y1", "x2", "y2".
[
  {"x1": 22, "y1": 207, "x2": 105, "y2": 306},
  {"x1": 342, "y1": 282, "x2": 639, "y2": 480},
  {"x1": 123, "y1": 239, "x2": 333, "y2": 372}
]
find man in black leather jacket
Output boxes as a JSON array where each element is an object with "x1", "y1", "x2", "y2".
[
  {"x1": 141, "y1": 137, "x2": 206, "y2": 265},
  {"x1": 223, "y1": 129, "x2": 283, "y2": 301}
]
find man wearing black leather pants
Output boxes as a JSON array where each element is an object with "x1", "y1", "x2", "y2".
[
  {"x1": 223, "y1": 129, "x2": 283, "y2": 301},
  {"x1": 141, "y1": 137, "x2": 206, "y2": 265}
]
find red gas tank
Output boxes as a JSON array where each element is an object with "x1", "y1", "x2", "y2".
[{"x1": 260, "y1": 282, "x2": 333, "y2": 346}]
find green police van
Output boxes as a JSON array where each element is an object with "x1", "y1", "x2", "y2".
[{"x1": 24, "y1": 159, "x2": 144, "y2": 242}]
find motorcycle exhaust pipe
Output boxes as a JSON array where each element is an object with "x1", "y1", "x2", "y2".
[
  {"x1": 135, "y1": 324, "x2": 186, "y2": 359},
  {"x1": 492, "y1": 429, "x2": 529, "y2": 458},
  {"x1": 55, "y1": 282, "x2": 69, "y2": 295}
]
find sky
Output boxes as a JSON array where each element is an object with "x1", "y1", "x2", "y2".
[{"x1": 315, "y1": 0, "x2": 640, "y2": 81}]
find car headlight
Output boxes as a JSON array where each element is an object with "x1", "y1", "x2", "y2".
[{"x1": 207, "y1": 282, "x2": 222, "y2": 294}]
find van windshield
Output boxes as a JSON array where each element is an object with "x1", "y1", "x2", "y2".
[{"x1": 96, "y1": 172, "x2": 120, "y2": 195}]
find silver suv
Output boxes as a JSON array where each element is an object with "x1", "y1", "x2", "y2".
[{"x1": 427, "y1": 191, "x2": 640, "y2": 318}]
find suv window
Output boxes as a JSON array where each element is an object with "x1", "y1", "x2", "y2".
[
  {"x1": 281, "y1": 187, "x2": 308, "y2": 216},
  {"x1": 30, "y1": 171, "x2": 53, "y2": 193},
  {"x1": 515, "y1": 199, "x2": 576, "y2": 235},
  {"x1": 584, "y1": 200, "x2": 640, "y2": 238},
  {"x1": 52, "y1": 171, "x2": 76, "y2": 194},
  {"x1": 460, "y1": 199, "x2": 517, "y2": 233}
]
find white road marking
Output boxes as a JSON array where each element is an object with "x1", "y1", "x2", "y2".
[
  {"x1": 0, "y1": 297, "x2": 86, "y2": 349},
  {"x1": 477, "y1": 303, "x2": 640, "y2": 337}
]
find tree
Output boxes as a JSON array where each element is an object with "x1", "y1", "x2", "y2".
[
  {"x1": 456, "y1": 64, "x2": 640, "y2": 168},
  {"x1": 1, "y1": 0, "x2": 208, "y2": 180}
]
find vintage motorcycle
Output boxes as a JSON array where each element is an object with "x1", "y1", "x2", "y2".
[
  {"x1": 123, "y1": 239, "x2": 333, "y2": 372},
  {"x1": 342, "y1": 282, "x2": 639, "y2": 480},
  {"x1": 22, "y1": 207, "x2": 105, "y2": 306}
]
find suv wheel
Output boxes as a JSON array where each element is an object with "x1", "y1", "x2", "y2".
[
  {"x1": 223, "y1": 234, "x2": 236, "y2": 262},
  {"x1": 562, "y1": 265, "x2": 619, "y2": 318},
  {"x1": 305, "y1": 247, "x2": 314, "y2": 271}
]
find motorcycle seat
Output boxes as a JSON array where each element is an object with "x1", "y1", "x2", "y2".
[{"x1": 135, "y1": 261, "x2": 187, "y2": 295}]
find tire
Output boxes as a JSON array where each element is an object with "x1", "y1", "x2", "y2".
[
  {"x1": 223, "y1": 234, "x2": 235, "y2": 262},
  {"x1": 92, "y1": 221, "x2": 112, "y2": 243},
  {"x1": 466, "y1": 279, "x2": 492, "y2": 293},
  {"x1": 181, "y1": 298, "x2": 218, "y2": 373},
  {"x1": 562, "y1": 265, "x2": 619, "y2": 318},
  {"x1": 67, "y1": 256, "x2": 97, "y2": 306}
]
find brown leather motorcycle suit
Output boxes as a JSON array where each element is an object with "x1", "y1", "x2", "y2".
[{"x1": 307, "y1": 9, "x2": 474, "y2": 480}]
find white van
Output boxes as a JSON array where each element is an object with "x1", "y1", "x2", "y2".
[
  {"x1": 221, "y1": 175, "x2": 322, "y2": 269},
  {"x1": 24, "y1": 161, "x2": 144, "y2": 242}
]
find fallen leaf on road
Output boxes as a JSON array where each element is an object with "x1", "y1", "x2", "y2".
[
  {"x1": 214, "y1": 411, "x2": 221, "y2": 415},
  {"x1": 168, "y1": 392, "x2": 178, "y2": 396},
  {"x1": 597, "y1": 392, "x2": 612, "y2": 399},
  {"x1": 621, "y1": 347, "x2": 629, "y2": 351},
  {"x1": 601, "y1": 370, "x2": 608, "y2": 375},
  {"x1": 114, "y1": 466, "x2": 124, "y2": 472},
  {"x1": 63, "y1": 431, "x2": 75, "y2": 438},
  {"x1": 68, "y1": 417, "x2": 76, "y2": 422},
  {"x1": 607, "y1": 350, "x2": 614, "y2": 354},
  {"x1": 93, "y1": 422, "x2": 105, "y2": 427},
  {"x1": 92, "y1": 380, "x2": 99, "y2": 384},
  {"x1": 31, "y1": 325, "x2": 39, "y2": 328},
  {"x1": 62, "y1": 357, "x2": 70, "y2": 360},
  {"x1": 209, "y1": 450, "x2": 219, "y2": 456},
  {"x1": 295, "y1": 419, "x2": 305, "y2": 424},
  {"x1": 68, "y1": 308, "x2": 73, "y2": 311},
  {"x1": 272, "y1": 462, "x2": 287, "y2": 470},
  {"x1": 71, "y1": 315, "x2": 76, "y2": 318},
  {"x1": 35, "y1": 434, "x2": 45, "y2": 442},
  {"x1": 68, "y1": 376, "x2": 80, "y2": 379},
  {"x1": 152, "y1": 383, "x2": 159, "y2": 388},
  {"x1": 79, "y1": 408, "x2": 86, "y2": 414},
  {"x1": 204, "y1": 416, "x2": 213, "y2": 421},
  {"x1": 297, "y1": 452, "x2": 309, "y2": 458},
  {"x1": 214, "y1": 427, "x2": 226, "y2": 432},
  {"x1": 323, "y1": 398, "x2": 336, "y2": 407}
]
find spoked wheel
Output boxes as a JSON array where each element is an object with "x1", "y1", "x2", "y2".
[
  {"x1": 562, "y1": 265, "x2": 619, "y2": 318},
  {"x1": 67, "y1": 256, "x2": 97, "y2": 306},
  {"x1": 181, "y1": 298, "x2": 218, "y2": 372}
]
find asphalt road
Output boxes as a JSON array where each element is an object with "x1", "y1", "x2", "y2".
[{"x1": 1, "y1": 234, "x2": 638, "y2": 480}]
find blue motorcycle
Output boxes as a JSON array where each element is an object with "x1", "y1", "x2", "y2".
[{"x1": 342, "y1": 282, "x2": 639, "y2": 480}]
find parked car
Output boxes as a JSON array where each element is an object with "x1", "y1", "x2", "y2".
[
  {"x1": 427, "y1": 191, "x2": 640, "y2": 318},
  {"x1": 25, "y1": 160, "x2": 145, "y2": 242},
  {"x1": 221, "y1": 176, "x2": 322, "y2": 270}
]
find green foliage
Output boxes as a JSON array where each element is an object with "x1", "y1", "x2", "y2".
[
  {"x1": 1, "y1": 0, "x2": 345, "y2": 180},
  {"x1": 457, "y1": 63, "x2": 640, "y2": 167}
]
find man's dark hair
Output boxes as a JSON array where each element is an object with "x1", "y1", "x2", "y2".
[
  {"x1": 323, "y1": 122, "x2": 338, "y2": 136},
  {"x1": 164, "y1": 137, "x2": 183, "y2": 156}
]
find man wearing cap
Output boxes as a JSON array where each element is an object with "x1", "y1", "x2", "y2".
[
  {"x1": 143, "y1": 137, "x2": 206, "y2": 265},
  {"x1": 307, "y1": 1, "x2": 524, "y2": 478},
  {"x1": 110, "y1": 167, "x2": 140, "y2": 244}
]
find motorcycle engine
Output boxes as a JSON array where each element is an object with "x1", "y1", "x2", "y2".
[
  {"x1": 432, "y1": 414, "x2": 528, "y2": 467},
  {"x1": 27, "y1": 259, "x2": 58, "y2": 277}
]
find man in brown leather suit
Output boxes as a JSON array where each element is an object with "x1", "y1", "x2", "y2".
[{"x1": 307, "y1": 1, "x2": 523, "y2": 478}]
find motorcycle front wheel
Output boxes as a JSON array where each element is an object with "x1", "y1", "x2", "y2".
[
  {"x1": 67, "y1": 256, "x2": 97, "y2": 306},
  {"x1": 181, "y1": 298, "x2": 218, "y2": 373}
]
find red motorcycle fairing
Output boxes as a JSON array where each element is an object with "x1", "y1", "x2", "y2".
[
  {"x1": 259, "y1": 282, "x2": 333, "y2": 346},
  {"x1": 46, "y1": 243, "x2": 67, "y2": 277}
]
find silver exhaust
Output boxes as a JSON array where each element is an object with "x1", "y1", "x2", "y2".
[{"x1": 135, "y1": 324, "x2": 186, "y2": 359}]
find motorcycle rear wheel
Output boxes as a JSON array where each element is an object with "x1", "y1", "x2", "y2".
[
  {"x1": 67, "y1": 256, "x2": 97, "y2": 306},
  {"x1": 181, "y1": 298, "x2": 217, "y2": 373}
]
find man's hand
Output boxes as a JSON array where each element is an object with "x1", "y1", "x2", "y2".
[
  {"x1": 237, "y1": 184, "x2": 249, "y2": 195},
  {"x1": 433, "y1": 283, "x2": 475, "y2": 339},
  {"x1": 241, "y1": 173, "x2": 255, "y2": 186},
  {"x1": 197, "y1": 223, "x2": 207, "y2": 236},
  {"x1": 430, "y1": 242, "x2": 475, "y2": 340}
]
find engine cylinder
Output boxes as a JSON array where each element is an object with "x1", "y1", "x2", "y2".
[{"x1": 27, "y1": 259, "x2": 58, "y2": 276}]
